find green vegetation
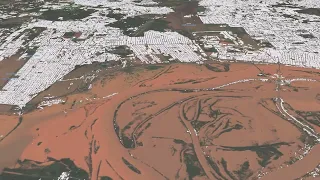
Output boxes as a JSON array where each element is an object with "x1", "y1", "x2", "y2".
[
  {"x1": 26, "y1": 46, "x2": 38, "y2": 56},
  {"x1": 221, "y1": 142, "x2": 289, "y2": 167},
  {"x1": 0, "y1": 17, "x2": 30, "y2": 28},
  {"x1": 159, "y1": 54, "x2": 172, "y2": 62},
  {"x1": 296, "y1": 111, "x2": 320, "y2": 127},
  {"x1": 0, "y1": 158, "x2": 89, "y2": 180},
  {"x1": 106, "y1": 11, "x2": 125, "y2": 20},
  {"x1": 122, "y1": 157, "x2": 141, "y2": 174},
  {"x1": 121, "y1": 134, "x2": 135, "y2": 148},
  {"x1": 233, "y1": 161, "x2": 253, "y2": 180},
  {"x1": 205, "y1": 156, "x2": 226, "y2": 179},
  {"x1": 144, "y1": 65, "x2": 164, "y2": 70},
  {"x1": 174, "y1": 79, "x2": 196, "y2": 84},
  {"x1": 133, "y1": 19, "x2": 170, "y2": 36},
  {"x1": 122, "y1": 121, "x2": 134, "y2": 132},
  {"x1": 191, "y1": 120, "x2": 209, "y2": 132},
  {"x1": 23, "y1": 27, "x2": 46, "y2": 43},
  {"x1": 109, "y1": 16, "x2": 147, "y2": 36},
  {"x1": 229, "y1": 27, "x2": 247, "y2": 36},
  {"x1": 173, "y1": 139, "x2": 186, "y2": 145},
  {"x1": 40, "y1": 6, "x2": 95, "y2": 21},
  {"x1": 100, "y1": 176, "x2": 113, "y2": 180},
  {"x1": 223, "y1": 63, "x2": 230, "y2": 71},
  {"x1": 197, "y1": 6, "x2": 206, "y2": 13},
  {"x1": 107, "y1": 45, "x2": 133, "y2": 57},
  {"x1": 147, "y1": 19, "x2": 169, "y2": 31},
  {"x1": 298, "y1": 33, "x2": 315, "y2": 39},
  {"x1": 184, "y1": 150, "x2": 205, "y2": 179},
  {"x1": 121, "y1": 66, "x2": 134, "y2": 74},
  {"x1": 63, "y1": 32, "x2": 77, "y2": 38},
  {"x1": 99, "y1": 60, "x2": 122, "y2": 68},
  {"x1": 209, "y1": 109, "x2": 221, "y2": 119},
  {"x1": 223, "y1": 38, "x2": 234, "y2": 43},
  {"x1": 109, "y1": 16, "x2": 168, "y2": 37},
  {"x1": 176, "y1": 29, "x2": 194, "y2": 40},
  {"x1": 204, "y1": 64, "x2": 224, "y2": 72},
  {"x1": 221, "y1": 158, "x2": 237, "y2": 180},
  {"x1": 296, "y1": 8, "x2": 320, "y2": 17},
  {"x1": 204, "y1": 47, "x2": 218, "y2": 52},
  {"x1": 154, "y1": 0, "x2": 193, "y2": 7},
  {"x1": 256, "y1": 147, "x2": 283, "y2": 167}
]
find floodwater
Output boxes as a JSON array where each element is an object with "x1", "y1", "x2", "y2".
[{"x1": 0, "y1": 62, "x2": 319, "y2": 180}]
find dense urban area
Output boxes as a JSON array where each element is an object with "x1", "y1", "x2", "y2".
[
  {"x1": 0, "y1": 0, "x2": 320, "y2": 107},
  {"x1": 0, "y1": 0, "x2": 320, "y2": 180}
]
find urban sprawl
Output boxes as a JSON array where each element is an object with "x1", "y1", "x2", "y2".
[{"x1": 0, "y1": 0, "x2": 320, "y2": 107}]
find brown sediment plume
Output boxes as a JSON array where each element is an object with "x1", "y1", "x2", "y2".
[{"x1": 0, "y1": 62, "x2": 319, "y2": 180}]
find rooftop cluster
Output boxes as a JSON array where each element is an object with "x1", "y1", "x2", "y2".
[
  {"x1": 198, "y1": 0, "x2": 320, "y2": 67},
  {"x1": 0, "y1": 0, "x2": 320, "y2": 107},
  {"x1": 0, "y1": 17, "x2": 203, "y2": 107}
]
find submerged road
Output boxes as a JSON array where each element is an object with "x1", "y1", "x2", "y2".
[
  {"x1": 112, "y1": 73, "x2": 320, "y2": 179},
  {"x1": 261, "y1": 76, "x2": 320, "y2": 179},
  {"x1": 179, "y1": 97, "x2": 219, "y2": 180}
]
